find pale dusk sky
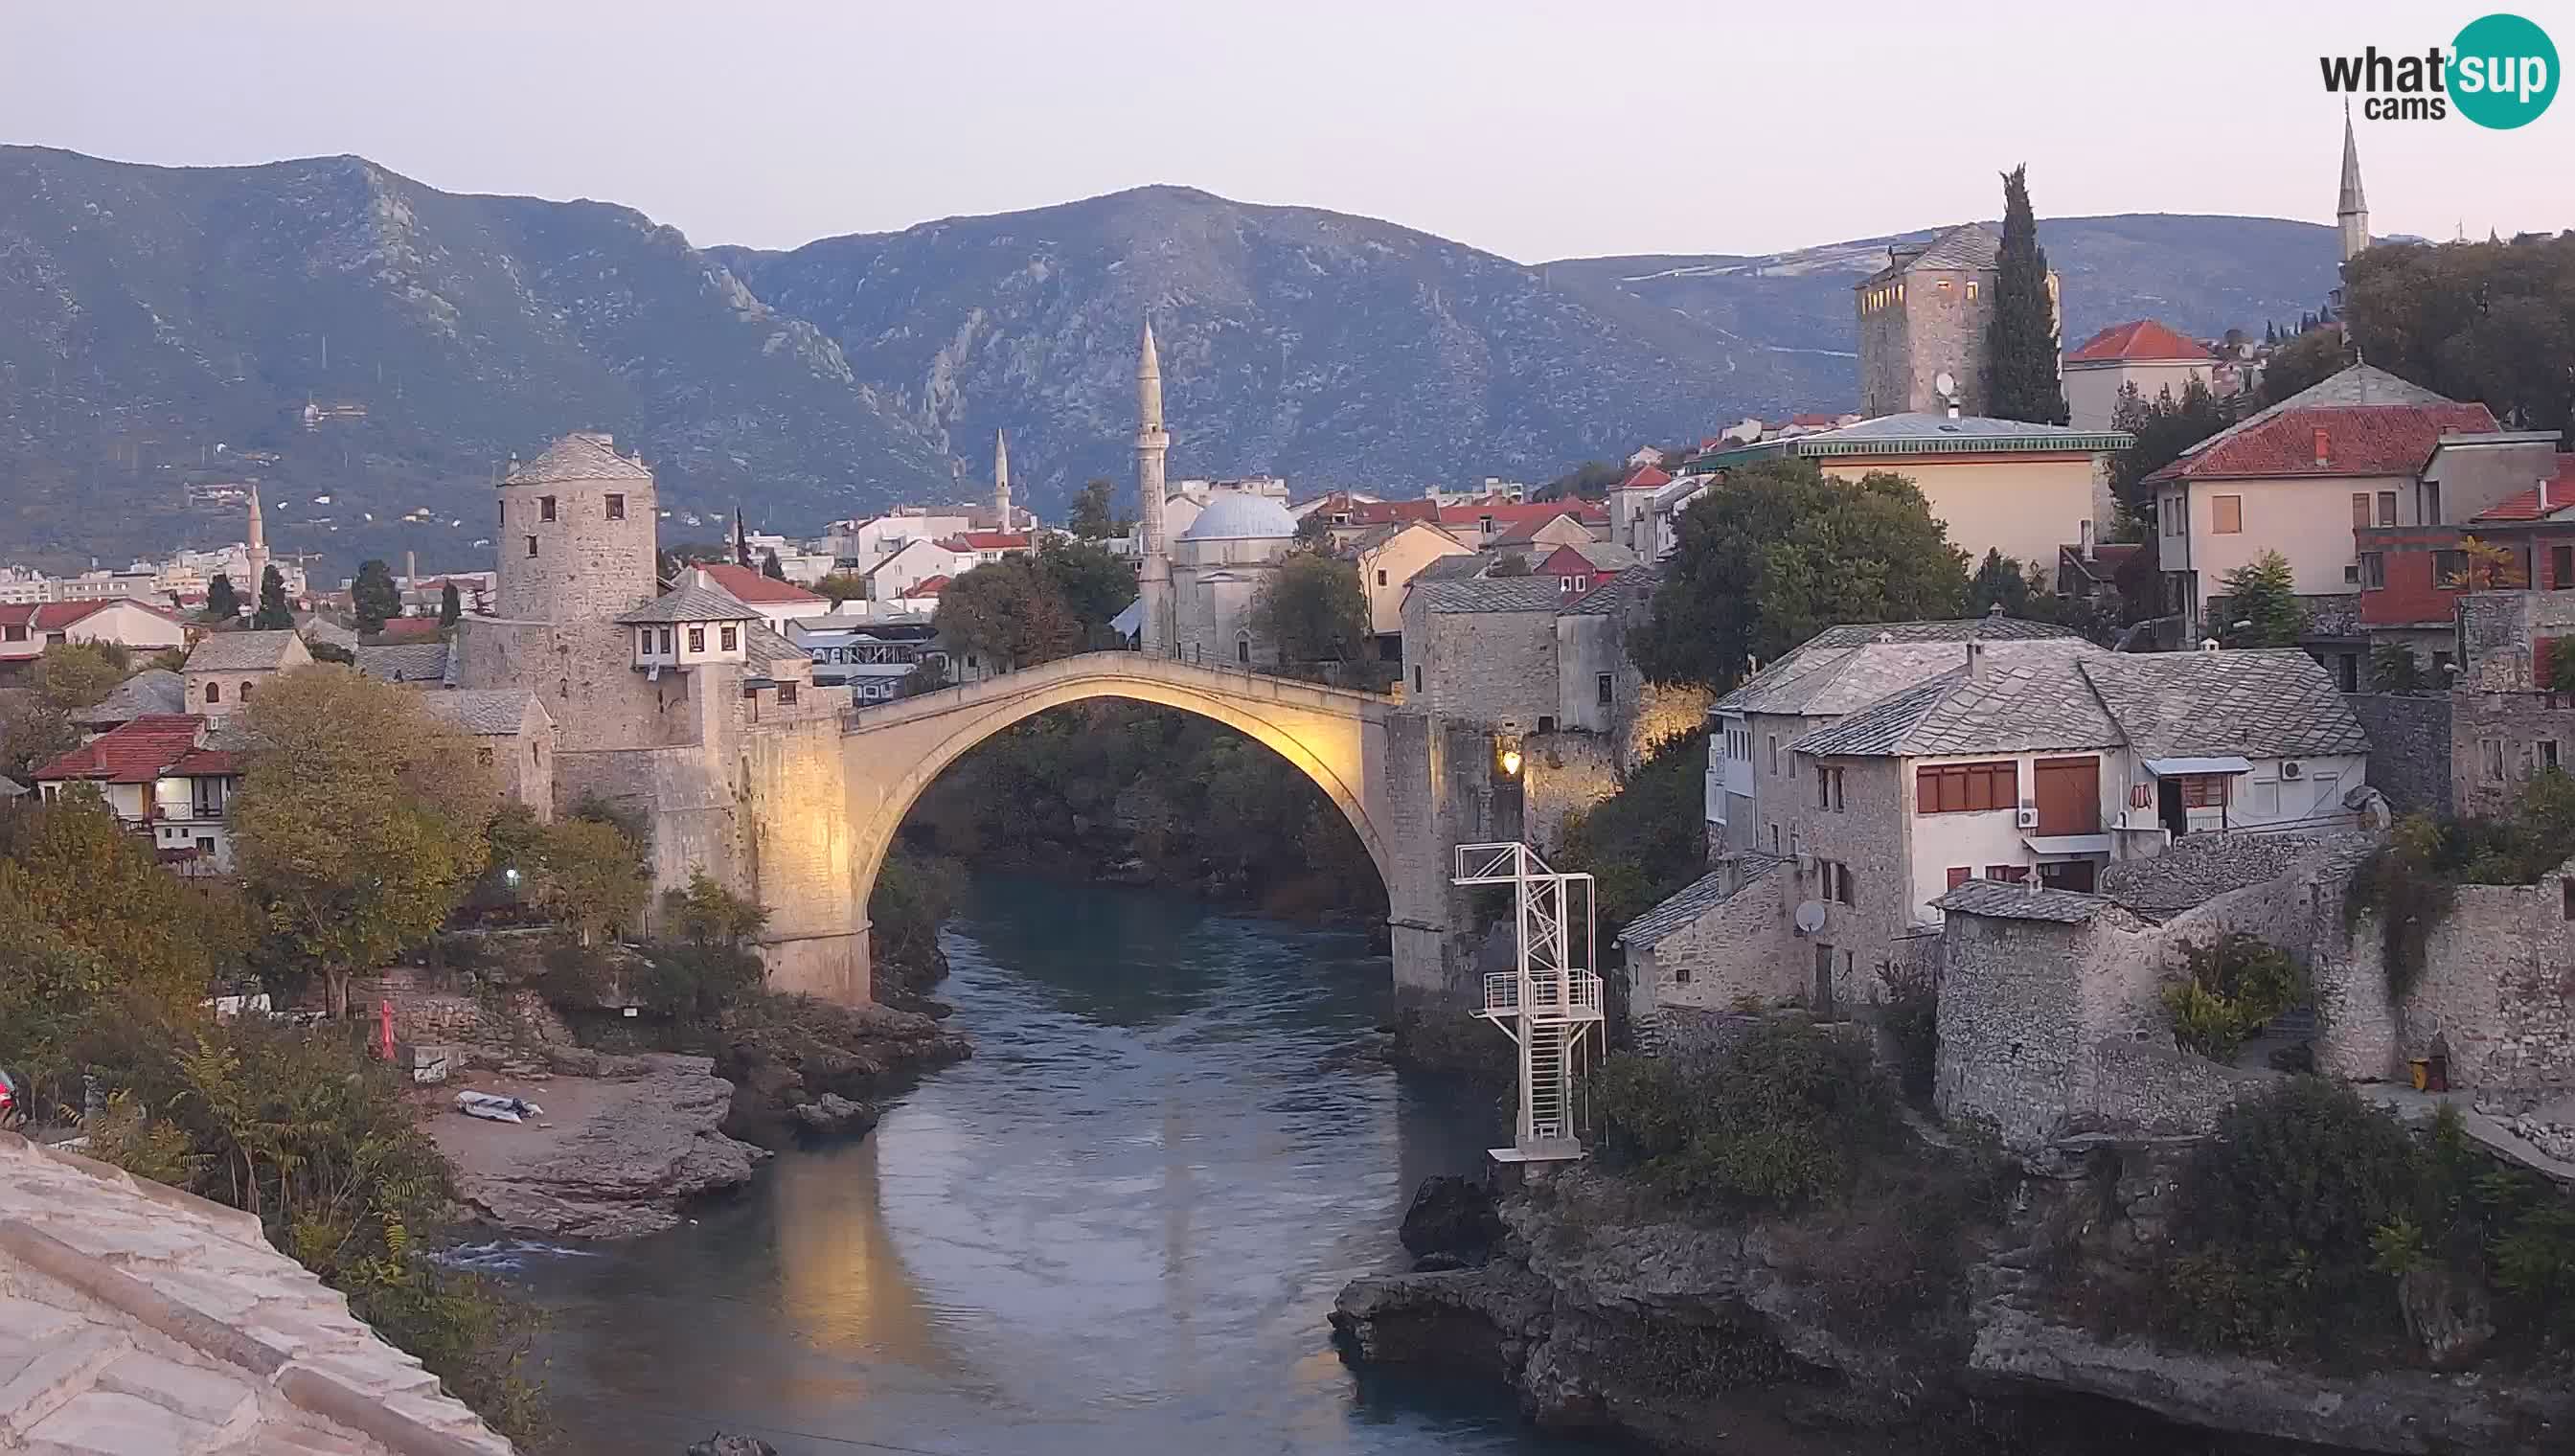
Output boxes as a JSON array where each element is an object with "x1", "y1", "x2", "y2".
[{"x1": 4, "y1": 0, "x2": 2567, "y2": 261}]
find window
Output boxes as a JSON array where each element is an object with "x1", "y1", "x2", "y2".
[
  {"x1": 2352, "y1": 492, "x2": 2372, "y2": 530},
  {"x1": 2211, "y1": 495, "x2": 2243, "y2": 534},
  {"x1": 204, "y1": 681, "x2": 221, "y2": 704},
  {"x1": 1236, "y1": 635, "x2": 1250, "y2": 665},
  {"x1": 2424, "y1": 482, "x2": 2443, "y2": 523},
  {"x1": 1817, "y1": 765, "x2": 1832, "y2": 808},
  {"x1": 605, "y1": 493, "x2": 625, "y2": 520},
  {"x1": 1965, "y1": 281, "x2": 1978, "y2": 300},
  {"x1": 1945, "y1": 866, "x2": 1971, "y2": 890},
  {"x1": 1830, "y1": 767, "x2": 1844, "y2": 810},
  {"x1": 1986, "y1": 864, "x2": 2030, "y2": 883},
  {"x1": 2481, "y1": 738, "x2": 2507, "y2": 783},
  {"x1": 2554, "y1": 545, "x2": 2572, "y2": 590},
  {"x1": 1596, "y1": 671, "x2": 1614, "y2": 707},
  {"x1": 2359, "y1": 552, "x2": 2385, "y2": 589},
  {"x1": 539, "y1": 495, "x2": 558, "y2": 522},
  {"x1": 1833, "y1": 863, "x2": 1856, "y2": 906},
  {"x1": 2377, "y1": 491, "x2": 2398, "y2": 527},
  {"x1": 2542, "y1": 740, "x2": 2562, "y2": 772},
  {"x1": 2180, "y1": 774, "x2": 2229, "y2": 808},
  {"x1": 1537, "y1": 716, "x2": 1556, "y2": 735},
  {"x1": 778, "y1": 682, "x2": 799, "y2": 706},
  {"x1": 2564, "y1": 878, "x2": 2575, "y2": 922},
  {"x1": 1376, "y1": 569, "x2": 1388, "y2": 587},
  {"x1": 688, "y1": 626, "x2": 705, "y2": 652},
  {"x1": 239, "y1": 681, "x2": 253, "y2": 699},
  {"x1": 194, "y1": 836, "x2": 215, "y2": 855},
  {"x1": 1915, "y1": 760, "x2": 2018, "y2": 814},
  {"x1": 658, "y1": 627, "x2": 673, "y2": 653},
  {"x1": 1478, "y1": 515, "x2": 1494, "y2": 535},
  {"x1": 720, "y1": 626, "x2": 737, "y2": 651},
  {"x1": 1413, "y1": 666, "x2": 1423, "y2": 693},
  {"x1": 1770, "y1": 824, "x2": 1781, "y2": 853},
  {"x1": 2433, "y1": 650, "x2": 2456, "y2": 680},
  {"x1": 525, "y1": 535, "x2": 540, "y2": 558},
  {"x1": 1936, "y1": 279, "x2": 1951, "y2": 292},
  {"x1": 2434, "y1": 549, "x2": 2467, "y2": 585},
  {"x1": 1767, "y1": 735, "x2": 1780, "y2": 775}
]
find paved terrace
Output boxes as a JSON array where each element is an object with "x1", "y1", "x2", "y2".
[{"x1": 0, "y1": 1131, "x2": 514, "y2": 1455}]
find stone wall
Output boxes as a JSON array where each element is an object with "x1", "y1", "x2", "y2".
[
  {"x1": 1635, "y1": 866, "x2": 1790, "y2": 1016},
  {"x1": 2321, "y1": 870, "x2": 2575, "y2": 1094},
  {"x1": 2457, "y1": 589, "x2": 2575, "y2": 692},
  {"x1": 351, "y1": 964, "x2": 575, "y2": 1051},
  {"x1": 495, "y1": 466, "x2": 658, "y2": 626},
  {"x1": 1403, "y1": 605, "x2": 1560, "y2": 727},
  {"x1": 554, "y1": 742, "x2": 741, "y2": 926},
  {"x1": 1520, "y1": 730, "x2": 1620, "y2": 854},
  {"x1": 2451, "y1": 690, "x2": 2575, "y2": 819},
  {"x1": 2345, "y1": 692, "x2": 2452, "y2": 815}
]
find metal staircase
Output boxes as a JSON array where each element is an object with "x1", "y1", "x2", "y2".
[{"x1": 1455, "y1": 842, "x2": 1605, "y2": 1162}]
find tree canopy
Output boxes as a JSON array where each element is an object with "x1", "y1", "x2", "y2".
[
  {"x1": 439, "y1": 580, "x2": 462, "y2": 626},
  {"x1": 353, "y1": 559, "x2": 400, "y2": 633},
  {"x1": 229, "y1": 667, "x2": 493, "y2": 1016},
  {"x1": 2108, "y1": 377, "x2": 2241, "y2": 526},
  {"x1": 2342, "y1": 233, "x2": 2575, "y2": 432},
  {"x1": 1036, "y1": 536, "x2": 1137, "y2": 635},
  {"x1": 205, "y1": 572, "x2": 240, "y2": 622},
  {"x1": 934, "y1": 556, "x2": 1084, "y2": 670},
  {"x1": 252, "y1": 563, "x2": 294, "y2": 630},
  {"x1": 1984, "y1": 165, "x2": 2068, "y2": 424},
  {"x1": 1631, "y1": 459, "x2": 1970, "y2": 691},
  {"x1": 762, "y1": 548, "x2": 786, "y2": 580},
  {"x1": 1250, "y1": 553, "x2": 1370, "y2": 672},
  {"x1": 34, "y1": 640, "x2": 131, "y2": 712},
  {"x1": 1069, "y1": 478, "x2": 1128, "y2": 539},
  {"x1": 2215, "y1": 551, "x2": 2306, "y2": 648},
  {"x1": 813, "y1": 571, "x2": 868, "y2": 606},
  {"x1": 2257, "y1": 328, "x2": 2348, "y2": 406}
]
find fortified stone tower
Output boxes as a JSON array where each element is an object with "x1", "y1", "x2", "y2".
[{"x1": 494, "y1": 430, "x2": 658, "y2": 625}]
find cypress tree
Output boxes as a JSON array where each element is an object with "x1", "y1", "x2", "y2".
[
  {"x1": 252, "y1": 564, "x2": 294, "y2": 630},
  {"x1": 352, "y1": 558, "x2": 401, "y2": 634},
  {"x1": 439, "y1": 580, "x2": 462, "y2": 626},
  {"x1": 1984, "y1": 164, "x2": 2068, "y2": 424},
  {"x1": 204, "y1": 573, "x2": 239, "y2": 622}
]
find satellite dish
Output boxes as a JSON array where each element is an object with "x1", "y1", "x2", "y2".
[
  {"x1": 1934, "y1": 370, "x2": 1958, "y2": 399},
  {"x1": 1793, "y1": 901, "x2": 1828, "y2": 936}
]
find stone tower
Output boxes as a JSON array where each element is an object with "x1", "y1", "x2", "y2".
[
  {"x1": 993, "y1": 428, "x2": 1012, "y2": 531},
  {"x1": 243, "y1": 483, "x2": 269, "y2": 602},
  {"x1": 494, "y1": 431, "x2": 658, "y2": 626},
  {"x1": 2337, "y1": 105, "x2": 2371, "y2": 265},
  {"x1": 1136, "y1": 320, "x2": 1174, "y2": 656}
]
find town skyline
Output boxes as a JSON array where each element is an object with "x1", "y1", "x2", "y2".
[{"x1": 6, "y1": 1, "x2": 2567, "y2": 265}]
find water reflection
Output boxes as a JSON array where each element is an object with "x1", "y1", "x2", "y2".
[{"x1": 516, "y1": 877, "x2": 1612, "y2": 1455}]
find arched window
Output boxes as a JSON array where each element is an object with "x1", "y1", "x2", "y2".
[
  {"x1": 239, "y1": 681, "x2": 254, "y2": 699},
  {"x1": 205, "y1": 681, "x2": 221, "y2": 704}
]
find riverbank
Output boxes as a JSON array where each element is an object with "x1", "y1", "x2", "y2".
[{"x1": 1333, "y1": 1161, "x2": 2575, "y2": 1456}]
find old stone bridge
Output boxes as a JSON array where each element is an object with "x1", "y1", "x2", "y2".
[{"x1": 739, "y1": 652, "x2": 1511, "y2": 1014}]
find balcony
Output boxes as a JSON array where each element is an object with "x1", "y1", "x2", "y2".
[{"x1": 1481, "y1": 971, "x2": 1605, "y2": 1024}]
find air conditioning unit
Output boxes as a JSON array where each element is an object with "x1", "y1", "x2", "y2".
[
  {"x1": 2281, "y1": 761, "x2": 2304, "y2": 780},
  {"x1": 2016, "y1": 806, "x2": 2039, "y2": 829}
]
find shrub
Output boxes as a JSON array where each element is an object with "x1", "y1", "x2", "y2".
[
  {"x1": 1876, "y1": 959, "x2": 1940, "y2": 1102},
  {"x1": 2160, "y1": 933, "x2": 2305, "y2": 1062},
  {"x1": 1589, "y1": 1021, "x2": 1903, "y2": 1213}
]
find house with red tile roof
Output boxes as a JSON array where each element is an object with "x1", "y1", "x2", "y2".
[
  {"x1": 0, "y1": 598, "x2": 188, "y2": 668},
  {"x1": 2356, "y1": 434, "x2": 2575, "y2": 666},
  {"x1": 687, "y1": 560, "x2": 834, "y2": 630},
  {"x1": 31, "y1": 714, "x2": 243, "y2": 874},
  {"x1": 2144, "y1": 365, "x2": 2496, "y2": 644},
  {"x1": 2063, "y1": 320, "x2": 2219, "y2": 431}
]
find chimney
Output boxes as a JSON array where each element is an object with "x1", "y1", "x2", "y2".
[
  {"x1": 2080, "y1": 519, "x2": 2097, "y2": 561},
  {"x1": 1967, "y1": 641, "x2": 1988, "y2": 678},
  {"x1": 2313, "y1": 427, "x2": 2332, "y2": 467}
]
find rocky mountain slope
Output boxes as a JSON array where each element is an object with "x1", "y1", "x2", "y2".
[{"x1": 0, "y1": 147, "x2": 2344, "y2": 570}]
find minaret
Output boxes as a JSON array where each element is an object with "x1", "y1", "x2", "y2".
[
  {"x1": 243, "y1": 483, "x2": 270, "y2": 603},
  {"x1": 993, "y1": 429, "x2": 1012, "y2": 532},
  {"x1": 1136, "y1": 319, "x2": 1173, "y2": 656},
  {"x1": 2337, "y1": 103, "x2": 2370, "y2": 265}
]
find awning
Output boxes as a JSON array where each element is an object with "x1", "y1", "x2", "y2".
[
  {"x1": 2022, "y1": 833, "x2": 2113, "y2": 857},
  {"x1": 2142, "y1": 755, "x2": 2253, "y2": 777}
]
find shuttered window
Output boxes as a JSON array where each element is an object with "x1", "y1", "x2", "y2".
[{"x1": 1916, "y1": 761, "x2": 2017, "y2": 814}]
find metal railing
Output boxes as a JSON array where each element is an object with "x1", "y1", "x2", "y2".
[{"x1": 1482, "y1": 970, "x2": 1604, "y2": 1020}]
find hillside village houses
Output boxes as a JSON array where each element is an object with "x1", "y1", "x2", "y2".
[
  {"x1": 0, "y1": 597, "x2": 188, "y2": 670},
  {"x1": 31, "y1": 714, "x2": 243, "y2": 874},
  {"x1": 2062, "y1": 319, "x2": 2219, "y2": 432}
]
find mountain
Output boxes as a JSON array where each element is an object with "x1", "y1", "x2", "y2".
[
  {"x1": 0, "y1": 148, "x2": 2348, "y2": 572},
  {"x1": 0, "y1": 146, "x2": 949, "y2": 571}
]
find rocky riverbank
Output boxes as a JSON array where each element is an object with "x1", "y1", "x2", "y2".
[{"x1": 1333, "y1": 1166, "x2": 2575, "y2": 1456}]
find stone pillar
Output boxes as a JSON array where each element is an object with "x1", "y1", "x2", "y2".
[{"x1": 741, "y1": 716, "x2": 870, "y2": 1005}]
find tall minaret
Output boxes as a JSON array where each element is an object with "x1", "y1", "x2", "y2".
[
  {"x1": 993, "y1": 429, "x2": 1012, "y2": 532},
  {"x1": 243, "y1": 483, "x2": 270, "y2": 602},
  {"x1": 1136, "y1": 319, "x2": 1173, "y2": 656},
  {"x1": 2337, "y1": 103, "x2": 2370, "y2": 264}
]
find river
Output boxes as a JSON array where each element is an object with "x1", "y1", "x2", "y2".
[{"x1": 496, "y1": 876, "x2": 1629, "y2": 1456}]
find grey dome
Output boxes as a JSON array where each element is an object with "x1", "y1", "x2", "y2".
[{"x1": 1178, "y1": 492, "x2": 1299, "y2": 542}]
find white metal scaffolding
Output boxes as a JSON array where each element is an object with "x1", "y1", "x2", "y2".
[{"x1": 1453, "y1": 841, "x2": 1603, "y2": 1162}]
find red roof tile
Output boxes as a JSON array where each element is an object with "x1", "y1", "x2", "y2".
[
  {"x1": 1617, "y1": 465, "x2": 1674, "y2": 491},
  {"x1": 1343, "y1": 499, "x2": 1442, "y2": 527},
  {"x1": 2149, "y1": 403, "x2": 2499, "y2": 483},
  {"x1": 1435, "y1": 501, "x2": 1607, "y2": 530},
  {"x1": 2065, "y1": 319, "x2": 2216, "y2": 365},
  {"x1": 901, "y1": 575, "x2": 951, "y2": 598},
  {"x1": 948, "y1": 532, "x2": 1032, "y2": 552},
  {"x1": 694, "y1": 561, "x2": 826, "y2": 604},
  {"x1": 371, "y1": 616, "x2": 444, "y2": 642},
  {"x1": 2468, "y1": 455, "x2": 2575, "y2": 522},
  {"x1": 32, "y1": 715, "x2": 210, "y2": 785}
]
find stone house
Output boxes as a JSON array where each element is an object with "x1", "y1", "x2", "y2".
[
  {"x1": 67, "y1": 668, "x2": 183, "y2": 738},
  {"x1": 420, "y1": 689, "x2": 557, "y2": 820},
  {"x1": 353, "y1": 641, "x2": 453, "y2": 687},
  {"x1": 2147, "y1": 364, "x2": 2495, "y2": 643},
  {"x1": 2356, "y1": 434, "x2": 2575, "y2": 668},
  {"x1": 179, "y1": 629, "x2": 311, "y2": 717},
  {"x1": 1855, "y1": 222, "x2": 2029, "y2": 420},
  {"x1": 1348, "y1": 519, "x2": 1473, "y2": 649},
  {"x1": 30, "y1": 713, "x2": 243, "y2": 874},
  {"x1": 2061, "y1": 319, "x2": 2216, "y2": 433}
]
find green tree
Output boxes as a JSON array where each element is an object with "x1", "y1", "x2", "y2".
[
  {"x1": 813, "y1": 571, "x2": 869, "y2": 606},
  {"x1": 352, "y1": 559, "x2": 400, "y2": 634},
  {"x1": 0, "y1": 693, "x2": 77, "y2": 781},
  {"x1": 1632, "y1": 459, "x2": 1969, "y2": 691},
  {"x1": 1249, "y1": 553, "x2": 1369, "y2": 671},
  {"x1": 1538, "y1": 461, "x2": 1624, "y2": 502},
  {"x1": 1984, "y1": 164, "x2": 2068, "y2": 424},
  {"x1": 439, "y1": 580, "x2": 461, "y2": 626},
  {"x1": 1967, "y1": 548, "x2": 2036, "y2": 617},
  {"x1": 1557, "y1": 729, "x2": 1713, "y2": 934},
  {"x1": 532, "y1": 816, "x2": 649, "y2": 946},
  {"x1": 1069, "y1": 478, "x2": 1126, "y2": 539},
  {"x1": 34, "y1": 640, "x2": 132, "y2": 712},
  {"x1": 1036, "y1": 536, "x2": 1137, "y2": 634},
  {"x1": 230, "y1": 667, "x2": 493, "y2": 1018},
  {"x1": 2341, "y1": 234, "x2": 2575, "y2": 432},
  {"x1": 2109, "y1": 377, "x2": 2240, "y2": 525},
  {"x1": 2370, "y1": 641, "x2": 2426, "y2": 694},
  {"x1": 2215, "y1": 550, "x2": 2306, "y2": 647},
  {"x1": 645, "y1": 872, "x2": 770, "y2": 1021},
  {"x1": 2257, "y1": 328, "x2": 2347, "y2": 406},
  {"x1": 1294, "y1": 512, "x2": 1334, "y2": 550},
  {"x1": 934, "y1": 557, "x2": 1083, "y2": 670},
  {"x1": 252, "y1": 563, "x2": 294, "y2": 630},
  {"x1": 762, "y1": 548, "x2": 786, "y2": 581},
  {"x1": 204, "y1": 572, "x2": 240, "y2": 622}
]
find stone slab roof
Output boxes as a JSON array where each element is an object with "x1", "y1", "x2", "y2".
[
  {"x1": 502, "y1": 430, "x2": 650, "y2": 485},
  {"x1": 0, "y1": 1131, "x2": 514, "y2": 1454},
  {"x1": 616, "y1": 584, "x2": 759, "y2": 626},
  {"x1": 2097, "y1": 830, "x2": 2377, "y2": 917},
  {"x1": 2080, "y1": 648, "x2": 2370, "y2": 760},
  {"x1": 1861, "y1": 222, "x2": 1999, "y2": 285},
  {"x1": 1715, "y1": 618, "x2": 2076, "y2": 717},
  {"x1": 1793, "y1": 642, "x2": 2122, "y2": 757},
  {"x1": 1933, "y1": 878, "x2": 2109, "y2": 922},
  {"x1": 418, "y1": 689, "x2": 545, "y2": 738},
  {"x1": 741, "y1": 622, "x2": 803, "y2": 666},
  {"x1": 183, "y1": 629, "x2": 303, "y2": 673},
  {"x1": 71, "y1": 669, "x2": 183, "y2": 726},
  {"x1": 353, "y1": 642, "x2": 452, "y2": 685},
  {"x1": 1618, "y1": 854, "x2": 1781, "y2": 948},
  {"x1": 1413, "y1": 576, "x2": 1571, "y2": 614}
]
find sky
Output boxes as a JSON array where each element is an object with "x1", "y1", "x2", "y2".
[{"x1": 5, "y1": 0, "x2": 2570, "y2": 262}]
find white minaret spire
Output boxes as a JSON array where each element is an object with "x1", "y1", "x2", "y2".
[
  {"x1": 243, "y1": 483, "x2": 270, "y2": 603},
  {"x1": 993, "y1": 428, "x2": 1012, "y2": 531},
  {"x1": 1136, "y1": 317, "x2": 1173, "y2": 656},
  {"x1": 2337, "y1": 102, "x2": 2371, "y2": 265}
]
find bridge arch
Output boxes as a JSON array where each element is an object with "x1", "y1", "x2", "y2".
[{"x1": 836, "y1": 654, "x2": 1398, "y2": 981}]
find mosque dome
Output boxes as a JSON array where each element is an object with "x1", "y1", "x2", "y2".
[{"x1": 1177, "y1": 493, "x2": 1299, "y2": 542}]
